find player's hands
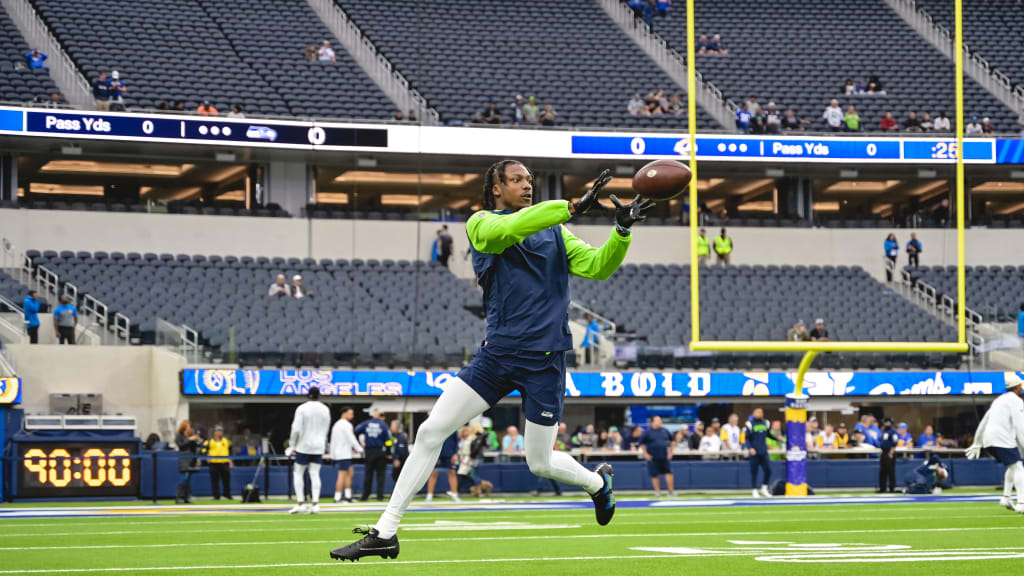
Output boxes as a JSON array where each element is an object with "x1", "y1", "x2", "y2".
[
  {"x1": 644, "y1": 453, "x2": 652, "y2": 461},
  {"x1": 965, "y1": 444, "x2": 981, "y2": 459},
  {"x1": 572, "y1": 169, "x2": 611, "y2": 217},
  {"x1": 285, "y1": 446, "x2": 296, "y2": 457},
  {"x1": 749, "y1": 448, "x2": 756, "y2": 456},
  {"x1": 610, "y1": 194, "x2": 655, "y2": 235}
]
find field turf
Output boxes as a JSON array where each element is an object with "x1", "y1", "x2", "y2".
[{"x1": 1, "y1": 493, "x2": 1023, "y2": 575}]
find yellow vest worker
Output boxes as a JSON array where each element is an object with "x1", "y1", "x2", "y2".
[
  {"x1": 714, "y1": 234, "x2": 732, "y2": 255},
  {"x1": 205, "y1": 436, "x2": 231, "y2": 464},
  {"x1": 696, "y1": 235, "x2": 710, "y2": 256}
]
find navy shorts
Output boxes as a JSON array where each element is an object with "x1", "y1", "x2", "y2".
[
  {"x1": 987, "y1": 446, "x2": 1022, "y2": 466},
  {"x1": 334, "y1": 459, "x2": 352, "y2": 471},
  {"x1": 295, "y1": 452, "x2": 322, "y2": 466},
  {"x1": 457, "y1": 344, "x2": 566, "y2": 426},
  {"x1": 648, "y1": 458, "x2": 672, "y2": 477},
  {"x1": 436, "y1": 456, "x2": 457, "y2": 470}
]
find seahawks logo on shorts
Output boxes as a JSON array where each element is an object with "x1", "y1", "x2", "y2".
[{"x1": 541, "y1": 411, "x2": 554, "y2": 419}]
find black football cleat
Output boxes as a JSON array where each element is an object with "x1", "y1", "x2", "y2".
[
  {"x1": 330, "y1": 527, "x2": 399, "y2": 562},
  {"x1": 590, "y1": 462, "x2": 616, "y2": 526}
]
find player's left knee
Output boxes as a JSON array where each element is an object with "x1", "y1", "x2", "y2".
[{"x1": 525, "y1": 450, "x2": 554, "y2": 478}]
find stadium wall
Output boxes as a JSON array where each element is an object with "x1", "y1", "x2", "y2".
[
  {"x1": 8, "y1": 344, "x2": 187, "y2": 437},
  {"x1": 0, "y1": 209, "x2": 1009, "y2": 281}
]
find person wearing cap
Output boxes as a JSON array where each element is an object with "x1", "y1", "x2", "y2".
[
  {"x1": 203, "y1": 425, "x2": 233, "y2": 500},
  {"x1": 835, "y1": 422, "x2": 849, "y2": 449},
  {"x1": 896, "y1": 422, "x2": 914, "y2": 451},
  {"x1": 355, "y1": 408, "x2": 391, "y2": 501},
  {"x1": 878, "y1": 417, "x2": 899, "y2": 493},
  {"x1": 764, "y1": 102, "x2": 781, "y2": 134},
  {"x1": 287, "y1": 386, "x2": 331, "y2": 514},
  {"x1": 809, "y1": 318, "x2": 829, "y2": 341},
  {"x1": 511, "y1": 94, "x2": 525, "y2": 124},
  {"x1": 965, "y1": 115, "x2": 984, "y2": 136},
  {"x1": 197, "y1": 100, "x2": 219, "y2": 116},
  {"x1": 981, "y1": 117, "x2": 994, "y2": 135},
  {"x1": 318, "y1": 40, "x2": 336, "y2": 62},
  {"x1": 268, "y1": 273, "x2": 288, "y2": 297},
  {"x1": 966, "y1": 376, "x2": 1024, "y2": 512},
  {"x1": 289, "y1": 274, "x2": 312, "y2": 299},
  {"x1": 786, "y1": 320, "x2": 810, "y2": 342},
  {"x1": 106, "y1": 70, "x2": 127, "y2": 110},
  {"x1": 522, "y1": 96, "x2": 540, "y2": 125}
]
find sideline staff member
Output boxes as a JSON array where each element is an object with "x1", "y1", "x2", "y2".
[
  {"x1": 204, "y1": 425, "x2": 233, "y2": 500},
  {"x1": 714, "y1": 228, "x2": 733, "y2": 265},
  {"x1": 355, "y1": 409, "x2": 392, "y2": 501}
]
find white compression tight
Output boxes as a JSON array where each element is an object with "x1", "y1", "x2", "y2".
[
  {"x1": 373, "y1": 377, "x2": 603, "y2": 538},
  {"x1": 1007, "y1": 461, "x2": 1024, "y2": 503},
  {"x1": 293, "y1": 462, "x2": 321, "y2": 504}
]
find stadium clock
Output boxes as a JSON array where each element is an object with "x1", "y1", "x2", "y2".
[{"x1": 17, "y1": 442, "x2": 140, "y2": 498}]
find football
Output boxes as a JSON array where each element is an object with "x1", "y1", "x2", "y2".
[{"x1": 631, "y1": 159, "x2": 692, "y2": 201}]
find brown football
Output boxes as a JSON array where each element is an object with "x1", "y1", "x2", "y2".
[{"x1": 631, "y1": 159, "x2": 692, "y2": 201}]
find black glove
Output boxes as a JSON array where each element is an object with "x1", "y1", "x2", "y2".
[
  {"x1": 610, "y1": 194, "x2": 655, "y2": 235},
  {"x1": 572, "y1": 169, "x2": 612, "y2": 217}
]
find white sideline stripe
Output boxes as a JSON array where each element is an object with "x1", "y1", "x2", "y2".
[
  {"x1": 0, "y1": 513, "x2": 1014, "y2": 540},
  {"x1": 0, "y1": 554, "x2": 743, "y2": 573},
  {"x1": 2, "y1": 524, "x2": 1023, "y2": 549}
]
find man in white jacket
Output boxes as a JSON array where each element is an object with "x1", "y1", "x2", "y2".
[
  {"x1": 287, "y1": 386, "x2": 331, "y2": 514},
  {"x1": 966, "y1": 376, "x2": 1024, "y2": 513},
  {"x1": 330, "y1": 406, "x2": 363, "y2": 503}
]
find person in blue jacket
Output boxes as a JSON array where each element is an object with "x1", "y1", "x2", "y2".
[
  {"x1": 884, "y1": 233, "x2": 899, "y2": 281},
  {"x1": 23, "y1": 290, "x2": 40, "y2": 344}
]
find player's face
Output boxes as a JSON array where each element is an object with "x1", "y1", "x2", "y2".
[{"x1": 493, "y1": 163, "x2": 534, "y2": 210}]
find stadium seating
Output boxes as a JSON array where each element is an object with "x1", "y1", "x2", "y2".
[
  {"x1": 0, "y1": 270, "x2": 42, "y2": 311},
  {"x1": 915, "y1": 0, "x2": 1024, "y2": 92},
  {"x1": 905, "y1": 264, "x2": 1024, "y2": 322},
  {"x1": 572, "y1": 263, "x2": 960, "y2": 369},
  {"x1": 0, "y1": 8, "x2": 61, "y2": 103},
  {"x1": 334, "y1": 0, "x2": 723, "y2": 129},
  {"x1": 28, "y1": 0, "x2": 392, "y2": 118},
  {"x1": 648, "y1": 0, "x2": 1017, "y2": 131},
  {"x1": 24, "y1": 250, "x2": 484, "y2": 367}
]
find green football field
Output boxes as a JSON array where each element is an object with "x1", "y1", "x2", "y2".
[{"x1": 2, "y1": 494, "x2": 1023, "y2": 575}]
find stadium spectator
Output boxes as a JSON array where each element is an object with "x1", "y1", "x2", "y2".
[
  {"x1": 607, "y1": 427, "x2": 624, "y2": 451},
  {"x1": 627, "y1": 425, "x2": 644, "y2": 450},
  {"x1": 896, "y1": 422, "x2": 914, "y2": 449},
  {"x1": 696, "y1": 33, "x2": 709, "y2": 53},
  {"x1": 227, "y1": 105, "x2": 245, "y2": 118},
  {"x1": 965, "y1": 116, "x2": 983, "y2": 136},
  {"x1": 557, "y1": 422, "x2": 572, "y2": 450},
  {"x1": 640, "y1": 416, "x2": 675, "y2": 496},
  {"x1": 233, "y1": 426, "x2": 262, "y2": 457},
  {"x1": 903, "y1": 111, "x2": 922, "y2": 132},
  {"x1": 982, "y1": 117, "x2": 994, "y2": 134},
  {"x1": 355, "y1": 409, "x2": 391, "y2": 501},
  {"x1": 698, "y1": 425, "x2": 722, "y2": 459},
  {"x1": 539, "y1": 103, "x2": 558, "y2": 126},
  {"x1": 460, "y1": 422, "x2": 490, "y2": 496},
  {"x1": 197, "y1": 100, "x2": 219, "y2": 116},
  {"x1": 304, "y1": 44, "x2": 318, "y2": 61},
  {"x1": 809, "y1": 318, "x2": 829, "y2": 341},
  {"x1": 511, "y1": 94, "x2": 525, "y2": 124},
  {"x1": 407, "y1": 110, "x2": 417, "y2": 122},
  {"x1": 906, "y1": 233, "x2": 922, "y2": 267},
  {"x1": 427, "y1": 432, "x2": 460, "y2": 502},
  {"x1": 175, "y1": 420, "x2": 201, "y2": 504},
  {"x1": 746, "y1": 407, "x2": 778, "y2": 497},
  {"x1": 23, "y1": 290, "x2": 40, "y2": 344},
  {"x1": 884, "y1": 233, "x2": 899, "y2": 280},
  {"x1": 920, "y1": 112, "x2": 934, "y2": 131},
  {"x1": 173, "y1": 100, "x2": 186, "y2": 112},
  {"x1": 706, "y1": 34, "x2": 728, "y2": 54},
  {"x1": 867, "y1": 74, "x2": 884, "y2": 93},
  {"x1": 573, "y1": 424, "x2": 597, "y2": 451},
  {"x1": 689, "y1": 421, "x2": 705, "y2": 450},
  {"x1": 764, "y1": 102, "x2": 781, "y2": 134},
  {"x1": 656, "y1": 0, "x2": 671, "y2": 18},
  {"x1": 710, "y1": 417, "x2": 722, "y2": 438},
  {"x1": 713, "y1": 228, "x2": 732, "y2": 265},
  {"x1": 24, "y1": 49, "x2": 47, "y2": 69},
  {"x1": 673, "y1": 428, "x2": 688, "y2": 448},
  {"x1": 854, "y1": 79, "x2": 868, "y2": 93},
  {"x1": 695, "y1": 228, "x2": 710, "y2": 265},
  {"x1": 482, "y1": 99, "x2": 502, "y2": 124},
  {"x1": 781, "y1": 108, "x2": 806, "y2": 131},
  {"x1": 289, "y1": 274, "x2": 311, "y2": 299},
  {"x1": 880, "y1": 111, "x2": 897, "y2": 131},
  {"x1": 156, "y1": 101, "x2": 168, "y2": 111},
  {"x1": 835, "y1": 423, "x2": 849, "y2": 448},
  {"x1": 481, "y1": 417, "x2": 499, "y2": 450},
  {"x1": 842, "y1": 79, "x2": 855, "y2": 95},
  {"x1": 822, "y1": 99, "x2": 843, "y2": 132},
  {"x1": 787, "y1": 319, "x2": 810, "y2": 342},
  {"x1": 933, "y1": 111, "x2": 951, "y2": 132},
  {"x1": 268, "y1": 274, "x2": 288, "y2": 297},
  {"x1": 749, "y1": 108, "x2": 766, "y2": 134},
  {"x1": 818, "y1": 424, "x2": 837, "y2": 449},
  {"x1": 745, "y1": 96, "x2": 761, "y2": 116},
  {"x1": 318, "y1": 40, "x2": 336, "y2": 62},
  {"x1": 721, "y1": 413, "x2": 742, "y2": 452},
  {"x1": 203, "y1": 425, "x2": 232, "y2": 500},
  {"x1": 107, "y1": 71, "x2": 127, "y2": 110},
  {"x1": 935, "y1": 432, "x2": 956, "y2": 448},
  {"x1": 842, "y1": 105, "x2": 860, "y2": 132},
  {"x1": 667, "y1": 92, "x2": 683, "y2": 116},
  {"x1": 437, "y1": 225, "x2": 453, "y2": 268},
  {"x1": 522, "y1": 96, "x2": 540, "y2": 124},
  {"x1": 917, "y1": 425, "x2": 936, "y2": 449},
  {"x1": 628, "y1": 93, "x2": 647, "y2": 116},
  {"x1": 53, "y1": 294, "x2": 77, "y2": 345},
  {"x1": 805, "y1": 416, "x2": 820, "y2": 450},
  {"x1": 878, "y1": 417, "x2": 898, "y2": 493},
  {"x1": 41, "y1": 92, "x2": 64, "y2": 109},
  {"x1": 644, "y1": 91, "x2": 663, "y2": 115},
  {"x1": 855, "y1": 414, "x2": 881, "y2": 447},
  {"x1": 735, "y1": 103, "x2": 751, "y2": 133},
  {"x1": 502, "y1": 425, "x2": 524, "y2": 454},
  {"x1": 92, "y1": 72, "x2": 110, "y2": 110},
  {"x1": 390, "y1": 419, "x2": 409, "y2": 483},
  {"x1": 597, "y1": 429, "x2": 609, "y2": 449},
  {"x1": 582, "y1": 313, "x2": 600, "y2": 364}
]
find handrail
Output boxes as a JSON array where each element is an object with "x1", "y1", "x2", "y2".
[
  {"x1": 35, "y1": 264, "x2": 57, "y2": 295},
  {"x1": 114, "y1": 312, "x2": 130, "y2": 343},
  {"x1": 81, "y1": 294, "x2": 108, "y2": 329},
  {"x1": 0, "y1": 0, "x2": 93, "y2": 108},
  {"x1": 62, "y1": 280, "x2": 77, "y2": 301}
]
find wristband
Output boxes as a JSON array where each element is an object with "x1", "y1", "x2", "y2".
[{"x1": 615, "y1": 225, "x2": 631, "y2": 237}]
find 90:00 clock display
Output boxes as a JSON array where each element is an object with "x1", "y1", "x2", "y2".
[{"x1": 16, "y1": 442, "x2": 139, "y2": 497}]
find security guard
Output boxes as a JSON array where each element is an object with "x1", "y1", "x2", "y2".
[
  {"x1": 878, "y1": 417, "x2": 898, "y2": 493},
  {"x1": 713, "y1": 228, "x2": 733, "y2": 265},
  {"x1": 204, "y1": 425, "x2": 233, "y2": 500},
  {"x1": 696, "y1": 228, "x2": 710, "y2": 266},
  {"x1": 355, "y1": 409, "x2": 392, "y2": 501}
]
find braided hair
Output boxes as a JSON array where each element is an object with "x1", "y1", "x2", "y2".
[{"x1": 482, "y1": 159, "x2": 532, "y2": 210}]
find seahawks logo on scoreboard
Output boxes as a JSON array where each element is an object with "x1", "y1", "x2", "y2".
[{"x1": 0, "y1": 377, "x2": 21, "y2": 404}]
